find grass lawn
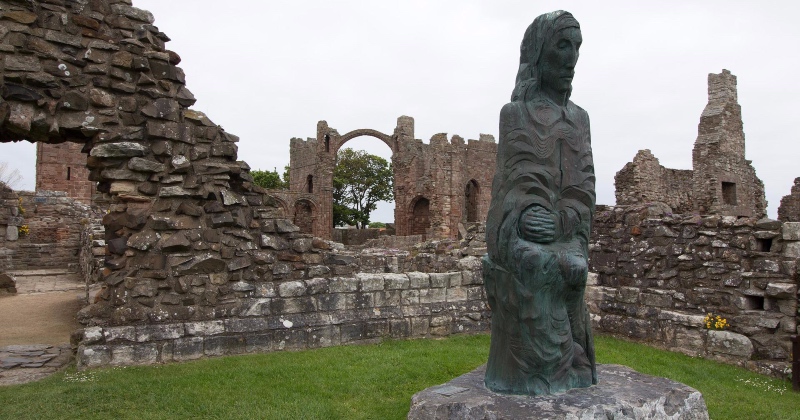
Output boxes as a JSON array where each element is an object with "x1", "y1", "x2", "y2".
[{"x1": 1, "y1": 334, "x2": 798, "y2": 419}]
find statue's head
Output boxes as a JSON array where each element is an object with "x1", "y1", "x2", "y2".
[{"x1": 512, "y1": 11, "x2": 581, "y2": 103}]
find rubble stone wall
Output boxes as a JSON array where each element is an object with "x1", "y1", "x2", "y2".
[
  {"x1": 331, "y1": 228, "x2": 384, "y2": 246},
  {"x1": 778, "y1": 177, "x2": 800, "y2": 223},
  {"x1": 1, "y1": 189, "x2": 98, "y2": 271},
  {"x1": 0, "y1": 182, "x2": 19, "y2": 271},
  {"x1": 615, "y1": 149, "x2": 694, "y2": 213},
  {"x1": 588, "y1": 204, "x2": 799, "y2": 377},
  {"x1": 615, "y1": 70, "x2": 766, "y2": 218}
]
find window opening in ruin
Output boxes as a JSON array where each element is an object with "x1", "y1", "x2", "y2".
[
  {"x1": 464, "y1": 180, "x2": 479, "y2": 223},
  {"x1": 325, "y1": 134, "x2": 330, "y2": 153},
  {"x1": 755, "y1": 238, "x2": 773, "y2": 252},
  {"x1": 294, "y1": 200, "x2": 314, "y2": 234},
  {"x1": 67, "y1": 167, "x2": 71, "y2": 180},
  {"x1": 741, "y1": 294, "x2": 765, "y2": 310},
  {"x1": 722, "y1": 182, "x2": 737, "y2": 205},
  {"x1": 307, "y1": 175, "x2": 314, "y2": 193},
  {"x1": 411, "y1": 197, "x2": 430, "y2": 237}
]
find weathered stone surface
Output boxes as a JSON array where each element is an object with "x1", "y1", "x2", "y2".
[
  {"x1": 707, "y1": 330, "x2": 753, "y2": 358},
  {"x1": 90, "y1": 142, "x2": 146, "y2": 158},
  {"x1": 0, "y1": 272, "x2": 17, "y2": 293},
  {"x1": 408, "y1": 364, "x2": 709, "y2": 420},
  {"x1": 781, "y1": 222, "x2": 800, "y2": 241}
]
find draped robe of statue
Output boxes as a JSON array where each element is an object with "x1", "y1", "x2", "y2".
[{"x1": 483, "y1": 90, "x2": 597, "y2": 395}]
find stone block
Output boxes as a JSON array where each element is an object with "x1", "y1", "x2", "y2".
[
  {"x1": 765, "y1": 282, "x2": 796, "y2": 298},
  {"x1": 408, "y1": 365, "x2": 709, "y2": 419},
  {"x1": 102, "y1": 326, "x2": 137, "y2": 343},
  {"x1": 185, "y1": 320, "x2": 225, "y2": 336},
  {"x1": 278, "y1": 280, "x2": 306, "y2": 297},
  {"x1": 783, "y1": 242, "x2": 800, "y2": 259},
  {"x1": 408, "y1": 272, "x2": 430, "y2": 288},
  {"x1": 782, "y1": 222, "x2": 800, "y2": 240},
  {"x1": 308, "y1": 326, "x2": 340, "y2": 348},
  {"x1": 429, "y1": 273, "x2": 450, "y2": 288},
  {"x1": 6, "y1": 226, "x2": 18, "y2": 241},
  {"x1": 204, "y1": 335, "x2": 245, "y2": 356},
  {"x1": 78, "y1": 345, "x2": 111, "y2": 368},
  {"x1": 707, "y1": 330, "x2": 753, "y2": 358},
  {"x1": 173, "y1": 337, "x2": 204, "y2": 362},
  {"x1": 224, "y1": 317, "x2": 269, "y2": 333},
  {"x1": 357, "y1": 273, "x2": 384, "y2": 291},
  {"x1": 245, "y1": 332, "x2": 275, "y2": 353},
  {"x1": 110, "y1": 343, "x2": 159, "y2": 366},
  {"x1": 446, "y1": 287, "x2": 468, "y2": 302},
  {"x1": 136, "y1": 324, "x2": 184, "y2": 342},
  {"x1": 273, "y1": 328, "x2": 307, "y2": 350},
  {"x1": 384, "y1": 273, "x2": 409, "y2": 290}
]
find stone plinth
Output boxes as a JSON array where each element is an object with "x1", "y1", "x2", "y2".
[{"x1": 408, "y1": 364, "x2": 709, "y2": 419}]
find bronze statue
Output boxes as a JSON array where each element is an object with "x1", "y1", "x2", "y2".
[{"x1": 483, "y1": 10, "x2": 596, "y2": 396}]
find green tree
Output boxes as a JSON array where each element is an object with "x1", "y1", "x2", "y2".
[
  {"x1": 251, "y1": 167, "x2": 288, "y2": 190},
  {"x1": 333, "y1": 148, "x2": 393, "y2": 229}
]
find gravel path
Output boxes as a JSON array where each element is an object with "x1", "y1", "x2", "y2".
[{"x1": 0, "y1": 269, "x2": 84, "y2": 386}]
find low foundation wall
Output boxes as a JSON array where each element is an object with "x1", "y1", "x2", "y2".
[{"x1": 77, "y1": 264, "x2": 488, "y2": 368}]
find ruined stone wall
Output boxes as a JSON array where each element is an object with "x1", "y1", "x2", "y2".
[
  {"x1": 0, "y1": 0, "x2": 345, "y2": 335},
  {"x1": 588, "y1": 204, "x2": 799, "y2": 377},
  {"x1": 79, "y1": 215, "x2": 104, "y2": 288},
  {"x1": 614, "y1": 70, "x2": 766, "y2": 218},
  {"x1": 2, "y1": 190, "x2": 100, "y2": 270},
  {"x1": 0, "y1": 182, "x2": 19, "y2": 271},
  {"x1": 36, "y1": 141, "x2": 94, "y2": 204},
  {"x1": 615, "y1": 149, "x2": 693, "y2": 213},
  {"x1": 76, "y1": 245, "x2": 489, "y2": 368},
  {"x1": 392, "y1": 130, "x2": 496, "y2": 239},
  {"x1": 331, "y1": 227, "x2": 384, "y2": 246},
  {"x1": 290, "y1": 117, "x2": 496, "y2": 241},
  {"x1": 778, "y1": 177, "x2": 800, "y2": 223}
]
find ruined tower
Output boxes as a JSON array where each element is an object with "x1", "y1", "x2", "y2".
[
  {"x1": 615, "y1": 70, "x2": 766, "y2": 218},
  {"x1": 691, "y1": 70, "x2": 766, "y2": 217}
]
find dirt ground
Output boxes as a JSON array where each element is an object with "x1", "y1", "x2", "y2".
[{"x1": 0, "y1": 292, "x2": 82, "y2": 347}]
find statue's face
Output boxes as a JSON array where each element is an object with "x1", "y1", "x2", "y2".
[{"x1": 539, "y1": 26, "x2": 582, "y2": 95}]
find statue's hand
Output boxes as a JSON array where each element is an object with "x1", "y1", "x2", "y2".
[{"x1": 519, "y1": 206, "x2": 557, "y2": 243}]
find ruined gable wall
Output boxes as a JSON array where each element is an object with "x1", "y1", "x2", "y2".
[{"x1": 589, "y1": 204, "x2": 799, "y2": 377}]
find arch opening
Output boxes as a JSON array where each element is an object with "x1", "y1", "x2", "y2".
[
  {"x1": 294, "y1": 199, "x2": 315, "y2": 234},
  {"x1": 464, "y1": 179, "x2": 480, "y2": 223},
  {"x1": 410, "y1": 196, "x2": 430, "y2": 237}
]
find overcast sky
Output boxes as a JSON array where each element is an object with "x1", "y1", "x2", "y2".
[{"x1": 3, "y1": 1, "x2": 798, "y2": 221}]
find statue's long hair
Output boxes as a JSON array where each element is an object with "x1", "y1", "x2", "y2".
[{"x1": 511, "y1": 11, "x2": 580, "y2": 103}]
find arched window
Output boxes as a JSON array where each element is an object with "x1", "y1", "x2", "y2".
[
  {"x1": 324, "y1": 134, "x2": 330, "y2": 153},
  {"x1": 464, "y1": 180, "x2": 479, "y2": 222},
  {"x1": 410, "y1": 197, "x2": 430, "y2": 236},
  {"x1": 307, "y1": 175, "x2": 314, "y2": 193}
]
